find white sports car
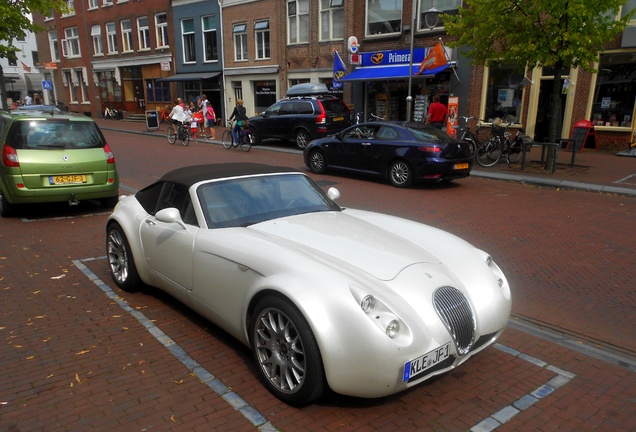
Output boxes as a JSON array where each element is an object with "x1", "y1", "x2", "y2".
[{"x1": 106, "y1": 163, "x2": 511, "y2": 405}]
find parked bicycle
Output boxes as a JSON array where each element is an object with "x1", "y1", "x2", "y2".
[
  {"x1": 475, "y1": 119, "x2": 531, "y2": 167},
  {"x1": 104, "y1": 106, "x2": 119, "y2": 120},
  {"x1": 453, "y1": 116, "x2": 483, "y2": 156},
  {"x1": 222, "y1": 120, "x2": 253, "y2": 152},
  {"x1": 166, "y1": 120, "x2": 191, "y2": 146}
]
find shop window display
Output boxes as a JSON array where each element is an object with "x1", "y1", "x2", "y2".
[
  {"x1": 591, "y1": 51, "x2": 635, "y2": 128},
  {"x1": 484, "y1": 62, "x2": 525, "y2": 123}
]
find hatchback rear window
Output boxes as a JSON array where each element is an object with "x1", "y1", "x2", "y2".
[
  {"x1": 321, "y1": 99, "x2": 349, "y2": 115},
  {"x1": 7, "y1": 120, "x2": 105, "y2": 150}
]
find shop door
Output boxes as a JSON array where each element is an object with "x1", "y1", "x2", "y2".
[{"x1": 535, "y1": 79, "x2": 567, "y2": 142}]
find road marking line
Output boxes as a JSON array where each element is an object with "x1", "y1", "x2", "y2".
[
  {"x1": 72, "y1": 258, "x2": 278, "y2": 432},
  {"x1": 470, "y1": 343, "x2": 576, "y2": 432}
]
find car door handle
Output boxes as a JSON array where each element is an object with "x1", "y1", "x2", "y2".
[{"x1": 145, "y1": 220, "x2": 156, "y2": 226}]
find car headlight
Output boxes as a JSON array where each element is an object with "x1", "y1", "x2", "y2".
[
  {"x1": 350, "y1": 288, "x2": 409, "y2": 340},
  {"x1": 485, "y1": 254, "x2": 509, "y2": 296},
  {"x1": 385, "y1": 320, "x2": 400, "y2": 338},
  {"x1": 360, "y1": 295, "x2": 375, "y2": 313}
]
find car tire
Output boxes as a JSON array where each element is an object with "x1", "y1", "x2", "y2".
[
  {"x1": 0, "y1": 193, "x2": 16, "y2": 218},
  {"x1": 106, "y1": 222, "x2": 140, "y2": 292},
  {"x1": 250, "y1": 296, "x2": 326, "y2": 406},
  {"x1": 295, "y1": 129, "x2": 311, "y2": 149},
  {"x1": 308, "y1": 149, "x2": 327, "y2": 174},
  {"x1": 388, "y1": 160, "x2": 413, "y2": 188},
  {"x1": 249, "y1": 128, "x2": 260, "y2": 146}
]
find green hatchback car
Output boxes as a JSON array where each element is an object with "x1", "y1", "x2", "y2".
[{"x1": 0, "y1": 108, "x2": 119, "y2": 217}]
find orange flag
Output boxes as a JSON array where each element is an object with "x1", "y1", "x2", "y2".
[
  {"x1": 21, "y1": 61, "x2": 31, "y2": 73},
  {"x1": 416, "y1": 41, "x2": 447, "y2": 75}
]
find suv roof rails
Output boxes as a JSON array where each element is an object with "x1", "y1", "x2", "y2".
[{"x1": 285, "y1": 83, "x2": 330, "y2": 97}]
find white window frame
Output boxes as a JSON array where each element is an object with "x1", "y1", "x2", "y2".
[
  {"x1": 181, "y1": 18, "x2": 196, "y2": 63},
  {"x1": 63, "y1": 27, "x2": 81, "y2": 58},
  {"x1": 62, "y1": 0, "x2": 75, "y2": 16},
  {"x1": 103, "y1": 0, "x2": 113, "y2": 6},
  {"x1": 155, "y1": 13, "x2": 169, "y2": 48},
  {"x1": 48, "y1": 30, "x2": 60, "y2": 62},
  {"x1": 320, "y1": 0, "x2": 344, "y2": 41},
  {"x1": 287, "y1": 0, "x2": 310, "y2": 44},
  {"x1": 88, "y1": 0, "x2": 98, "y2": 9},
  {"x1": 121, "y1": 19, "x2": 133, "y2": 53},
  {"x1": 366, "y1": 0, "x2": 402, "y2": 37},
  {"x1": 75, "y1": 68, "x2": 89, "y2": 103},
  {"x1": 106, "y1": 22, "x2": 118, "y2": 54},
  {"x1": 233, "y1": 23, "x2": 248, "y2": 61},
  {"x1": 202, "y1": 15, "x2": 218, "y2": 62},
  {"x1": 416, "y1": 0, "x2": 461, "y2": 32},
  {"x1": 255, "y1": 20, "x2": 270, "y2": 60},
  {"x1": 91, "y1": 25, "x2": 103, "y2": 56},
  {"x1": 137, "y1": 16, "x2": 150, "y2": 51}
]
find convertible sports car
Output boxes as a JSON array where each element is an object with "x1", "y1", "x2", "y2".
[
  {"x1": 304, "y1": 121, "x2": 473, "y2": 187},
  {"x1": 106, "y1": 163, "x2": 511, "y2": 405}
]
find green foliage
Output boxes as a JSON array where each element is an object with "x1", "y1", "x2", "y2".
[
  {"x1": 444, "y1": 0, "x2": 635, "y2": 72},
  {"x1": 0, "y1": 0, "x2": 67, "y2": 59}
]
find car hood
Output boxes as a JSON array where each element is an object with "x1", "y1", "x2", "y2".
[{"x1": 250, "y1": 210, "x2": 440, "y2": 281}]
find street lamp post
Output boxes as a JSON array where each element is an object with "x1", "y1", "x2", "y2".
[{"x1": 406, "y1": 5, "x2": 440, "y2": 122}]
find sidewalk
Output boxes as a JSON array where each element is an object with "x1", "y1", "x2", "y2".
[{"x1": 96, "y1": 118, "x2": 636, "y2": 197}]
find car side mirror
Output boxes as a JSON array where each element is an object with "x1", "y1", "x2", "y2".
[
  {"x1": 335, "y1": 132, "x2": 343, "y2": 141},
  {"x1": 327, "y1": 187, "x2": 340, "y2": 201},
  {"x1": 155, "y1": 207, "x2": 187, "y2": 229}
]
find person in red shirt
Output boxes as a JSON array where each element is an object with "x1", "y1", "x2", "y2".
[{"x1": 426, "y1": 94, "x2": 448, "y2": 130}]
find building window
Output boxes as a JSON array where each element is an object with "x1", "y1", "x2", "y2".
[
  {"x1": 255, "y1": 20, "x2": 270, "y2": 60},
  {"x1": 8, "y1": 56, "x2": 17, "y2": 67},
  {"x1": 62, "y1": 0, "x2": 75, "y2": 16},
  {"x1": 98, "y1": 70, "x2": 122, "y2": 103},
  {"x1": 155, "y1": 13, "x2": 169, "y2": 48},
  {"x1": 417, "y1": 0, "x2": 460, "y2": 31},
  {"x1": 62, "y1": 27, "x2": 81, "y2": 58},
  {"x1": 591, "y1": 51, "x2": 636, "y2": 128},
  {"x1": 366, "y1": 0, "x2": 402, "y2": 36},
  {"x1": 138, "y1": 17, "x2": 150, "y2": 50},
  {"x1": 484, "y1": 61, "x2": 525, "y2": 123},
  {"x1": 233, "y1": 23, "x2": 247, "y2": 61},
  {"x1": 320, "y1": 0, "x2": 344, "y2": 41},
  {"x1": 202, "y1": 15, "x2": 218, "y2": 62},
  {"x1": 75, "y1": 69, "x2": 88, "y2": 103},
  {"x1": 103, "y1": 0, "x2": 113, "y2": 6},
  {"x1": 121, "y1": 20, "x2": 133, "y2": 52},
  {"x1": 105, "y1": 22, "x2": 117, "y2": 53},
  {"x1": 48, "y1": 31, "x2": 60, "y2": 62},
  {"x1": 32, "y1": 51, "x2": 39, "y2": 66},
  {"x1": 91, "y1": 25, "x2": 103, "y2": 56},
  {"x1": 88, "y1": 0, "x2": 98, "y2": 9},
  {"x1": 182, "y1": 19, "x2": 196, "y2": 63},
  {"x1": 288, "y1": 0, "x2": 309, "y2": 44},
  {"x1": 145, "y1": 78, "x2": 171, "y2": 103}
]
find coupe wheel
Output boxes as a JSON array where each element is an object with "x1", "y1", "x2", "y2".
[
  {"x1": 388, "y1": 160, "x2": 413, "y2": 188},
  {"x1": 106, "y1": 223, "x2": 140, "y2": 292},
  {"x1": 251, "y1": 297, "x2": 325, "y2": 406},
  {"x1": 295, "y1": 129, "x2": 311, "y2": 149},
  {"x1": 308, "y1": 150, "x2": 326, "y2": 174}
]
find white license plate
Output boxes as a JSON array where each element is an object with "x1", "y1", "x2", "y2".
[{"x1": 403, "y1": 341, "x2": 451, "y2": 381}]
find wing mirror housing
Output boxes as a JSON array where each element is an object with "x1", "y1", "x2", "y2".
[
  {"x1": 327, "y1": 187, "x2": 340, "y2": 201},
  {"x1": 155, "y1": 207, "x2": 187, "y2": 229}
]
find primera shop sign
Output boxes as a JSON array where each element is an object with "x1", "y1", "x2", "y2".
[{"x1": 361, "y1": 48, "x2": 426, "y2": 67}]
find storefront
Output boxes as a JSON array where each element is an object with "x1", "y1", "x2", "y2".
[{"x1": 339, "y1": 47, "x2": 454, "y2": 122}]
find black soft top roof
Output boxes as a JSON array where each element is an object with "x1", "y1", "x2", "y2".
[{"x1": 153, "y1": 163, "x2": 301, "y2": 189}]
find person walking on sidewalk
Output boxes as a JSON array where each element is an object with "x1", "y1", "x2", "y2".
[
  {"x1": 426, "y1": 94, "x2": 448, "y2": 130},
  {"x1": 206, "y1": 103, "x2": 217, "y2": 140}
]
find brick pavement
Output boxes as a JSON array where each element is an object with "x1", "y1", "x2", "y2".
[{"x1": 1, "y1": 120, "x2": 634, "y2": 431}]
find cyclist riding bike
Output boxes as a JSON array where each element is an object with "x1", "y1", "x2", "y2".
[{"x1": 169, "y1": 98, "x2": 189, "y2": 127}]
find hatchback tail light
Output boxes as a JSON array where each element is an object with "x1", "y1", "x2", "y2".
[
  {"x1": 315, "y1": 100, "x2": 326, "y2": 126},
  {"x1": 104, "y1": 143, "x2": 115, "y2": 164},
  {"x1": 418, "y1": 146, "x2": 442, "y2": 153},
  {"x1": 1, "y1": 144, "x2": 19, "y2": 167}
]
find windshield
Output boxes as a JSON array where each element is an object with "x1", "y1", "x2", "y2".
[
  {"x1": 7, "y1": 120, "x2": 105, "y2": 150},
  {"x1": 197, "y1": 173, "x2": 341, "y2": 228}
]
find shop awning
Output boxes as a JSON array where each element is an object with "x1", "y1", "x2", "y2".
[
  {"x1": 156, "y1": 72, "x2": 220, "y2": 82},
  {"x1": 338, "y1": 63, "x2": 450, "y2": 82}
]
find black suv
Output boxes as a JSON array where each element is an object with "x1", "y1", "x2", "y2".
[{"x1": 248, "y1": 83, "x2": 351, "y2": 149}]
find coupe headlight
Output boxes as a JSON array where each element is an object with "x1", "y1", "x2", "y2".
[
  {"x1": 360, "y1": 295, "x2": 375, "y2": 313},
  {"x1": 385, "y1": 320, "x2": 400, "y2": 338}
]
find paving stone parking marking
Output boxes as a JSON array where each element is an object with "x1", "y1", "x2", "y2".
[
  {"x1": 470, "y1": 344, "x2": 576, "y2": 432},
  {"x1": 74, "y1": 255, "x2": 580, "y2": 431},
  {"x1": 72, "y1": 258, "x2": 279, "y2": 432}
]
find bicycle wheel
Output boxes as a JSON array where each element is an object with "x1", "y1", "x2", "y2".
[
  {"x1": 166, "y1": 125, "x2": 177, "y2": 144},
  {"x1": 240, "y1": 131, "x2": 253, "y2": 152},
  {"x1": 179, "y1": 129, "x2": 190, "y2": 146},
  {"x1": 506, "y1": 138, "x2": 524, "y2": 163},
  {"x1": 464, "y1": 138, "x2": 476, "y2": 156},
  {"x1": 476, "y1": 139, "x2": 502, "y2": 167},
  {"x1": 222, "y1": 130, "x2": 233, "y2": 149}
]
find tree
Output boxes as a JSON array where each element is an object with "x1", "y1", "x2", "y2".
[
  {"x1": 444, "y1": 0, "x2": 635, "y2": 142},
  {"x1": 0, "y1": 0, "x2": 67, "y2": 108}
]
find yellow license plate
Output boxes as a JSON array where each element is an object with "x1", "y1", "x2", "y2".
[
  {"x1": 454, "y1": 163, "x2": 469, "y2": 170},
  {"x1": 333, "y1": 116, "x2": 344, "y2": 121},
  {"x1": 50, "y1": 175, "x2": 87, "y2": 184}
]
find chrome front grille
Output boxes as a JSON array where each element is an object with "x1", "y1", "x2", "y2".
[{"x1": 433, "y1": 286, "x2": 476, "y2": 356}]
